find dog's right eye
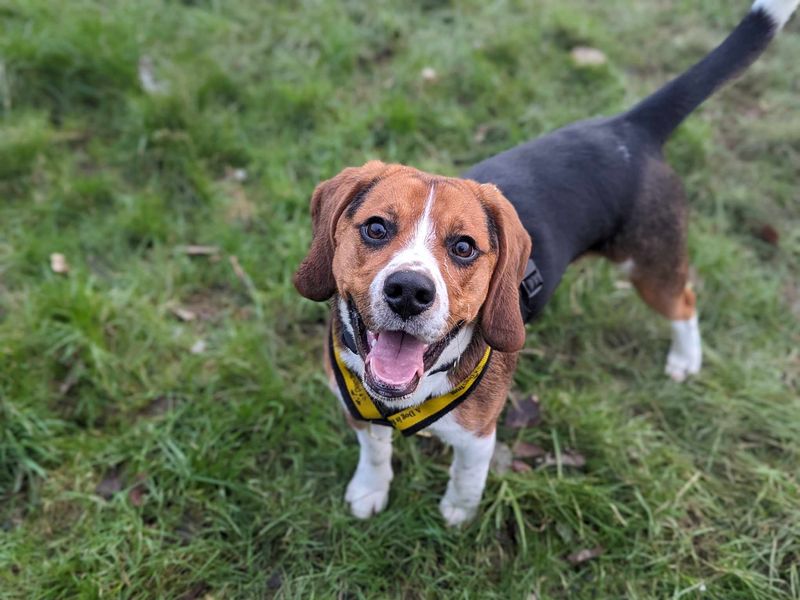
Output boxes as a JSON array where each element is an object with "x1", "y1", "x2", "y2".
[{"x1": 361, "y1": 217, "x2": 390, "y2": 244}]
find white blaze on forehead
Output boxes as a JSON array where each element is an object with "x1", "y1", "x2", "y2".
[
  {"x1": 368, "y1": 183, "x2": 449, "y2": 343},
  {"x1": 416, "y1": 184, "x2": 437, "y2": 248}
]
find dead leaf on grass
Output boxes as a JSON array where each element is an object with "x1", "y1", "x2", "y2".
[
  {"x1": 96, "y1": 465, "x2": 125, "y2": 500},
  {"x1": 128, "y1": 473, "x2": 148, "y2": 507},
  {"x1": 542, "y1": 450, "x2": 586, "y2": 469},
  {"x1": 566, "y1": 545, "x2": 604, "y2": 566},
  {"x1": 224, "y1": 166, "x2": 247, "y2": 182},
  {"x1": 570, "y1": 47, "x2": 607, "y2": 67},
  {"x1": 175, "y1": 245, "x2": 220, "y2": 257},
  {"x1": 490, "y1": 441, "x2": 513, "y2": 475},
  {"x1": 50, "y1": 253, "x2": 70, "y2": 274},
  {"x1": 420, "y1": 66, "x2": 438, "y2": 82},
  {"x1": 754, "y1": 223, "x2": 780, "y2": 246},
  {"x1": 138, "y1": 55, "x2": 168, "y2": 95},
  {"x1": 170, "y1": 291, "x2": 231, "y2": 323},
  {"x1": 512, "y1": 441, "x2": 546, "y2": 459},
  {"x1": 170, "y1": 305, "x2": 197, "y2": 322},
  {"x1": 504, "y1": 395, "x2": 541, "y2": 429},
  {"x1": 511, "y1": 460, "x2": 533, "y2": 473}
]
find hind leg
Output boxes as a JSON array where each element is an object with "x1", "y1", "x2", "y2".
[
  {"x1": 608, "y1": 160, "x2": 702, "y2": 381},
  {"x1": 630, "y1": 268, "x2": 702, "y2": 381},
  {"x1": 666, "y1": 310, "x2": 702, "y2": 381}
]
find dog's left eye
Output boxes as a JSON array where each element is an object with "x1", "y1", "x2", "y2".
[{"x1": 449, "y1": 237, "x2": 477, "y2": 262}]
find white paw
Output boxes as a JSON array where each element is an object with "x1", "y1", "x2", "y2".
[
  {"x1": 439, "y1": 494, "x2": 477, "y2": 527},
  {"x1": 665, "y1": 316, "x2": 702, "y2": 382},
  {"x1": 665, "y1": 349, "x2": 701, "y2": 382},
  {"x1": 345, "y1": 469, "x2": 391, "y2": 519}
]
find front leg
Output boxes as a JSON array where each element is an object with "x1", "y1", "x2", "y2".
[
  {"x1": 439, "y1": 429, "x2": 496, "y2": 527},
  {"x1": 345, "y1": 424, "x2": 394, "y2": 519}
]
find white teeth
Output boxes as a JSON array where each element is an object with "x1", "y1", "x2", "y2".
[{"x1": 367, "y1": 331, "x2": 377, "y2": 350}]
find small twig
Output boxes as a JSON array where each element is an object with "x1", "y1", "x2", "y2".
[
  {"x1": 175, "y1": 245, "x2": 220, "y2": 256},
  {"x1": 228, "y1": 255, "x2": 263, "y2": 320}
]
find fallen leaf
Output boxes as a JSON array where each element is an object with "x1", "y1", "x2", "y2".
[
  {"x1": 570, "y1": 47, "x2": 607, "y2": 67},
  {"x1": 504, "y1": 395, "x2": 541, "y2": 429},
  {"x1": 420, "y1": 66, "x2": 438, "y2": 82},
  {"x1": 96, "y1": 465, "x2": 125, "y2": 500},
  {"x1": 490, "y1": 442, "x2": 513, "y2": 475},
  {"x1": 172, "y1": 291, "x2": 230, "y2": 323},
  {"x1": 176, "y1": 245, "x2": 220, "y2": 257},
  {"x1": 512, "y1": 441, "x2": 546, "y2": 459},
  {"x1": 566, "y1": 545, "x2": 604, "y2": 566},
  {"x1": 128, "y1": 473, "x2": 148, "y2": 507},
  {"x1": 511, "y1": 460, "x2": 533, "y2": 473},
  {"x1": 542, "y1": 450, "x2": 586, "y2": 469},
  {"x1": 225, "y1": 166, "x2": 248, "y2": 182},
  {"x1": 755, "y1": 224, "x2": 779, "y2": 246},
  {"x1": 170, "y1": 306, "x2": 197, "y2": 322},
  {"x1": 138, "y1": 55, "x2": 168, "y2": 95},
  {"x1": 50, "y1": 253, "x2": 70, "y2": 274}
]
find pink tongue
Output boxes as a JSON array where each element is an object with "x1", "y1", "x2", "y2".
[{"x1": 367, "y1": 331, "x2": 427, "y2": 387}]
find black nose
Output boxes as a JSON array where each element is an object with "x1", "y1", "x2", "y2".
[{"x1": 383, "y1": 270, "x2": 436, "y2": 319}]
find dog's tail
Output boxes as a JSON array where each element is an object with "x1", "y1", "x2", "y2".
[{"x1": 625, "y1": 0, "x2": 798, "y2": 144}]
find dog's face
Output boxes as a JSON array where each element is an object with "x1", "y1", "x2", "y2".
[{"x1": 295, "y1": 161, "x2": 531, "y2": 400}]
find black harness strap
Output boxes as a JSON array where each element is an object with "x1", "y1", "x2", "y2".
[{"x1": 519, "y1": 257, "x2": 545, "y2": 323}]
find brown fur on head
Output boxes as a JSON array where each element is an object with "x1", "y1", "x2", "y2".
[
  {"x1": 293, "y1": 160, "x2": 392, "y2": 301},
  {"x1": 294, "y1": 161, "x2": 531, "y2": 353}
]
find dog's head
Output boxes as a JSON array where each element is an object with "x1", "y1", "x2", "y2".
[{"x1": 294, "y1": 160, "x2": 531, "y2": 400}]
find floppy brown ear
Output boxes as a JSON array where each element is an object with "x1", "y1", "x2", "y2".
[
  {"x1": 293, "y1": 160, "x2": 388, "y2": 301},
  {"x1": 478, "y1": 183, "x2": 532, "y2": 353}
]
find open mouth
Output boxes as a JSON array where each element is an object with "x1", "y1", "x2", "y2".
[{"x1": 347, "y1": 300, "x2": 461, "y2": 400}]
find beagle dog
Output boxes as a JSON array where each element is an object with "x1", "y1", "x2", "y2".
[{"x1": 294, "y1": 0, "x2": 798, "y2": 526}]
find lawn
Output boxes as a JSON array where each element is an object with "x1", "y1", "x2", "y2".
[{"x1": 0, "y1": 0, "x2": 798, "y2": 597}]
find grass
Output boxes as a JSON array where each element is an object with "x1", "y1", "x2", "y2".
[{"x1": 0, "y1": 0, "x2": 798, "y2": 597}]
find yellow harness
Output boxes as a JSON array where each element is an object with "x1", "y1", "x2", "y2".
[{"x1": 330, "y1": 330, "x2": 492, "y2": 436}]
